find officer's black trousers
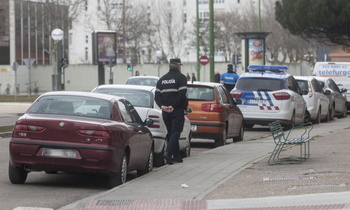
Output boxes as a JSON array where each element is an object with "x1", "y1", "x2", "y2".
[{"x1": 162, "y1": 108, "x2": 185, "y2": 160}]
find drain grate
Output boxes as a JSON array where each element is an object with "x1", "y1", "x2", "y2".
[
  {"x1": 97, "y1": 200, "x2": 133, "y2": 206},
  {"x1": 288, "y1": 183, "x2": 347, "y2": 190},
  {"x1": 263, "y1": 176, "x2": 316, "y2": 182}
]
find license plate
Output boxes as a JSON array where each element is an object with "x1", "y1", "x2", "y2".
[
  {"x1": 42, "y1": 148, "x2": 77, "y2": 158},
  {"x1": 191, "y1": 125, "x2": 197, "y2": 131},
  {"x1": 249, "y1": 99, "x2": 268, "y2": 104}
]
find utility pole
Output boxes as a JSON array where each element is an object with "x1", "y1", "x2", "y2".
[
  {"x1": 196, "y1": 0, "x2": 200, "y2": 81},
  {"x1": 209, "y1": 0, "x2": 215, "y2": 82},
  {"x1": 122, "y1": 0, "x2": 126, "y2": 63}
]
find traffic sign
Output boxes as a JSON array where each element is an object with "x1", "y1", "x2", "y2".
[{"x1": 199, "y1": 55, "x2": 209, "y2": 66}]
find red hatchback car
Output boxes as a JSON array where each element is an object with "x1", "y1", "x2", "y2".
[
  {"x1": 9, "y1": 91, "x2": 154, "y2": 188},
  {"x1": 187, "y1": 82, "x2": 244, "y2": 147}
]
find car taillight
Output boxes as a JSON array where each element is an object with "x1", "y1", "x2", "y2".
[
  {"x1": 13, "y1": 124, "x2": 45, "y2": 138},
  {"x1": 230, "y1": 90, "x2": 243, "y2": 98},
  {"x1": 147, "y1": 115, "x2": 161, "y2": 128},
  {"x1": 273, "y1": 92, "x2": 291, "y2": 100},
  {"x1": 201, "y1": 103, "x2": 222, "y2": 112},
  {"x1": 78, "y1": 130, "x2": 111, "y2": 137}
]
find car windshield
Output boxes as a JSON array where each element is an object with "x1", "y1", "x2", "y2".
[
  {"x1": 126, "y1": 78, "x2": 158, "y2": 86},
  {"x1": 187, "y1": 86, "x2": 214, "y2": 101},
  {"x1": 235, "y1": 78, "x2": 284, "y2": 91},
  {"x1": 28, "y1": 96, "x2": 112, "y2": 119},
  {"x1": 94, "y1": 88, "x2": 153, "y2": 108}
]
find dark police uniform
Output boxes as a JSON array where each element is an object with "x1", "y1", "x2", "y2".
[{"x1": 155, "y1": 58, "x2": 188, "y2": 164}]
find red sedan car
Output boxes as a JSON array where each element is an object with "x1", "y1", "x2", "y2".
[{"x1": 9, "y1": 91, "x2": 154, "y2": 188}]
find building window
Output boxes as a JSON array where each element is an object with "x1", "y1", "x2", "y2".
[
  {"x1": 85, "y1": 0, "x2": 88, "y2": 11},
  {"x1": 69, "y1": 33, "x2": 72, "y2": 45},
  {"x1": 85, "y1": 47, "x2": 88, "y2": 61},
  {"x1": 183, "y1": 13, "x2": 187, "y2": 23},
  {"x1": 86, "y1": 35, "x2": 88, "y2": 44},
  {"x1": 183, "y1": 0, "x2": 187, "y2": 6}
]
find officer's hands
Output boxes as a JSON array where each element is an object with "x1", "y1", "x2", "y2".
[{"x1": 161, "y1": 105, "x2": 174, "y2": 113}]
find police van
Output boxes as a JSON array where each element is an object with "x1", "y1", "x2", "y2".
[{"x1": 312, "y1": 62, "x2": 350, "y2": 109}]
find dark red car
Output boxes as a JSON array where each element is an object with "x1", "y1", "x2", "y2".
[{"x1": 9, "y1": 91, "x2": 154, "y2": 188}]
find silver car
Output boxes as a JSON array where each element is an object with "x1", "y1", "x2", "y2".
[
  {"x1": 314, "y1": 77, "x2": 347, "y2": 119},
  {"x1": 91, "y1": 84, "x2": 191, "y2": 167}
]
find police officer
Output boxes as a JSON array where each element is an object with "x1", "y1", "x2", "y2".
[
  {"x1": 220, "y1": 64, "x2": 239, "y2": 92},
  {"x1": 155, "y1": 58, "x2": 188, "y2": 164}
]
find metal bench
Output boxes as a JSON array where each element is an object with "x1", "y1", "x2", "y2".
[{"x1": 268, "y1": 120, "x2": 313, "y2": 165}]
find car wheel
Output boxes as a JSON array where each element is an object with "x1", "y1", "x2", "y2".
[
  {"x1": 304, "y1": 110, "x2": 310, "y2": 123},
  {"x1": 233, "y1": 122, "x2": 244, "y2": 142},
  {"x1": 244, "y1": 123, "x2": 254, "y2": 129},
  {"x1": 214, "y1": 126, "x2": 227, "y2": 147},
  {"x1": 137, "y1": 147, "x2": 154, "y2": 176},
  {"x1": 339, "y1": 104, "x2": 347, "y2": 118},
  {"x1": 312, "y1": 108, "x2": 321, "y2": 124},
  {"x1": 8, "y1": 163, "x2": 28, "y2": 184},
  {"x1": 284, "y1": 112, "x2": 295, "y2": 130},
  {"x1": 107, "y1": 153, "x2": 128, "y2": 188},
  {"x1": 181, "y1": 133, "x2": 191, "y2": 158},
  {"x1": 322, "y1": 107, "x2": 330, "y2": 123},
  {"x1": 329, "y1": 105, "x2": 335, "y2": 121},
  {"x1": 154, "y1": 141, "x2": 166, "y2": 167}
]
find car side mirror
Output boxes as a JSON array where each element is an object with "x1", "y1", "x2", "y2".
[
  {"x1": 144, "y1": 118, "x2": 154, "y2": 126},
  {"x1": 301, "y1": 90, "x2": 309, "y2": 95},
  {"x1": 184, "y1": 107, "x2": 192, "y2": 115},
  {"x1": 324, "y1": 90, "x2": 331, "y2": 95},
  {"x1": 341, "y1": 88, "x2": 347, "y2": 93}
]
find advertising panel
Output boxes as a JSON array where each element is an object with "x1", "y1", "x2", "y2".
[
  {"x1": 96, "y1": 32, "x2": 116, "y2": 63},
  {"x1": 248, "y1": 39, "x2": 264, "y2": 65}
]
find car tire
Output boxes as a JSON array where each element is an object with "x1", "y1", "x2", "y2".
[
  {"x1": 8, "y1": 163, "x2": 28, "y2": 184},
  {"x1": 322, "y1": 107, "x2": 330, "y2": 123},
  {"x1": 338, "y1": 104, "x2": 347, "y2": 118},
  {"x1": 284, "y1": 112, "x2": 295, "y2": 130},
  {"x1": 107, "y1": 153, "x2": 128, "y2": 188},
  {"x1": 154, "y1": 142, "x2": 166, "y2": 167},
  {"x1": 233, "y1": 122, "x2": 244, "y2": 142},
  {"x1": 304, "y1": 110, "x2": 310, "y2": 123},
  {"x1": 215, "y1": 126, "x2": 227, "y2": 147},
  {"x1": 312, "y1": 108, "x2": 321, "y2": 124},
  {"x1": 244, "y1": 123, "x2": 254, "y2": 129},
  {"x1": 181, "y1": 133, "x2": 191, "y2": 158},
  {"x1": 329, "y1": 105, "x2": 335, "y2": 121},
  {"x1": 137, "y1": 147, "x2": 154, "y2": 176}
]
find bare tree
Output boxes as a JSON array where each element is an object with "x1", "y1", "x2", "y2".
[{"x1": 148, "y1": 0, "x2": 187, "y2": 63}]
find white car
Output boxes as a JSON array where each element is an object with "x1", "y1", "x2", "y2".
[
  {"x1": 126, "y1": 76, "x2": 159, "y2": 86},
  {"x1": 230, "y1": 65, "x2": 307, "y2": 129},
  {"x1": 295, "y1": 76, "x2": 330, "y2": 123},
  {"x1": 91, "y1": 84, "x2": 191, "y2": 166}
]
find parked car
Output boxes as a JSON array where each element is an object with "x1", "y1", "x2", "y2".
[
  {"x1": 9, "y1": 91, "x2": 154, "y2": 188},
  {"x1": 314, "y1": 76, "x2": 348, "y2": 118},
  {"x1": 295, "y1": 76, "x2": 331, "y2": 123},
  {"x1": 187, "y1": 82, "x2": 244, "y2": 147},
  {"x1": 91, "y1": 84, "x2": 192, "y2": 166},
  {"x1": 230, "y1": 65, "x2": 307, "y2": 129},
  {"x1": 126, "y1": 76, "x2": 159, "y2": 86}
]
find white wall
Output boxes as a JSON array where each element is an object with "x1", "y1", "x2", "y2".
[{"x1": 0, "y1": 62, "x2": 313, "y2": 95}]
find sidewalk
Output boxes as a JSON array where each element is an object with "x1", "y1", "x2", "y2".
[{"x1": 59, "y1": 123, "x2": 350, "y2": 210}]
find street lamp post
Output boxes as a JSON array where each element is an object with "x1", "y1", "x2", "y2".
[{"x1": 51, "y1": 28, "x2": 64, "y2": 91}]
